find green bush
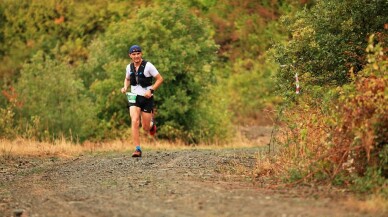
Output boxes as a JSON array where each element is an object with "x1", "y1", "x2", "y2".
[
  {"x1": 274, "y1": 0, "x2": 388, "y2": 91},
  {"x1": 353, "y1": 167, "x2": 388, "y2": 196},
  {"x1": 15, "y1": 51, "x2": 97, "y2": 141},
  {"x1": 0, "y1": 0, "x2": 138, "y2": 89},
  {"x1": 83, "y1": 1, "x2": 230, "y2": 143}
]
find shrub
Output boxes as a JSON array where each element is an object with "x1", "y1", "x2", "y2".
[
  {"x1": 272, "y1": 35, "x2": 387, "y2": 195},
  {"x1": 274, "y1": 0, "x2": 388, "y2": 91},
  {"x1": 15, "y1": 51, "x2": 97, "y2": 141},
  {"x1": 332, "y1": 35, "x2": 387, "y2": 186},
  {"x1": 83, "y1": 1, "x2": 230, "y2": 143}
]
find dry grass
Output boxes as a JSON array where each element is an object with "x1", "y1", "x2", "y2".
[
  {"x1": 1, "y1": 138, "x2": 87, "y2": 158},
  {"x1": 343, "y1": 195, "x2": 388, "y2": 216},
  {"x1": 0, "y1": 136, "x2": 263, "y2": 159}
]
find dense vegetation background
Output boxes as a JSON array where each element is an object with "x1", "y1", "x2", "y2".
[
  {"x1": 0, "y1": 0, "x2": 293, "y2": 142},
  {"x1": 0, "y1": 0, "x2": 386, "y2": 195}
]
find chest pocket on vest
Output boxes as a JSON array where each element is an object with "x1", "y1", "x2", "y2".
[{"x1": 130, "y1": 61, "x2": 153, "y2": 88}]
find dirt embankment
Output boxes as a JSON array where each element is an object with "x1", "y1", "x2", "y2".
[{"x1": 0, "y1": 146, "x2": 381, "y2": 217}]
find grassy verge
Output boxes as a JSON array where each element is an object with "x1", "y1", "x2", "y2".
[{"x1": 0, "y1": 136, "x2": 265, "y2": 159}]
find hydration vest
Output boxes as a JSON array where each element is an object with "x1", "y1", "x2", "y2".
[{"x1": 129, "y1": 60, "x2": 153, "y2": 88}]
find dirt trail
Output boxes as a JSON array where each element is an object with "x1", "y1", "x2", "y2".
[{"x1": 0, "y1": 146, "x2": 380, "y2": 217}]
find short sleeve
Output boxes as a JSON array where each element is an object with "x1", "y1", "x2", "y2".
[
  {"x1": 125, "y1": 64, "x2": 131, "y2": 79},
  {"x1": 145, "y1": 62, "x2": 159, "y2": 77}
]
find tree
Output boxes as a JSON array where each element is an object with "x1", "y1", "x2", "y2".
[
  {"x1": 0, "y1": 0, "x2": 134, "y2": 88},
  {"x1": 274, "y1": 0, "x2": 388, "y2": 93}
]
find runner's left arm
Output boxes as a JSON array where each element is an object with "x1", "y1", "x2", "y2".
[{"x1": 151, "y1": 74, "x2": 163, "y2": 91}]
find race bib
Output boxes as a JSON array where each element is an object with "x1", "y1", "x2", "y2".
[{"x1": 126, "y1": 92, "x2": 137, "y2": 103}]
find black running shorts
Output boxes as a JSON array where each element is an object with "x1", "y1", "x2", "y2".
[{"x1": 128, "y1": 95, "x2": 154, "y2": 113}]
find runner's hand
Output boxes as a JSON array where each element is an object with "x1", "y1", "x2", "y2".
[
  {"x1": 144, "y1": 90, "x2": 153, "y2": 98},
  {"x1": 121, "y1": 87, "x2": 127, "y2": 93}
]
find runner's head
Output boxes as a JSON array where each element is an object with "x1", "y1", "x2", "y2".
[
  {"x1": 129, "y1": 45, "x2": 142, "y2": 54},
  {"x1": 128, "y1": 45, "x2": 142, "y2": 62}
]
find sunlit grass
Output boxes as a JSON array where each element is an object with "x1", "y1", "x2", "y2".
[
  {"x1": 0, "y1": 133, "x2": 266, "y2": 159},
  {"x1": 344, "y1": 195, "x2": 388, "y2": 216}
]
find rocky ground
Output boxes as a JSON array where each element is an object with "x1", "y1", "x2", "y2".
[{"x1": 0, "y1": 146, "x2": 383, "y2": 217}]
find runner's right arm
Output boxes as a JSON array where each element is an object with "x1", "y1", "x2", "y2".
[{"x1": 121, "y1": 78, "x2": 130, "y2": 93}]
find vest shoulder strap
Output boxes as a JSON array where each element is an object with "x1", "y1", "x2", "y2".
[{"x1": 130, "y1": 60, "x2": 148, "y2": 73}]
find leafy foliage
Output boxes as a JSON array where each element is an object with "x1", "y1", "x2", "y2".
[
  {"x1": 272, "y1": 0, "x2": 388, "y2": 195},
  {"x1": 334, "y1": 35, "x2": 387, "y2": 178},
  {"x1": 0, "y1": 0, "x2": 302, "y2": 143},
  {"x1": 15, "y1": 52, "x2": 97, "y2": 141},
  {"x1": 201, "y1": 0, "x2": 291, "y2": 61},
  {"x1": 226, "y1": 54, "x2": 281, "y2": 124},
  {"x1": 0, "y1": 0, "x2": 141, "y2": 87},
  {"x1": 274, "y1": 0, "x2": 388, "y2": 91},
  {"x1": 83, "y1": 1, "x2": 228, "y2": 143}
]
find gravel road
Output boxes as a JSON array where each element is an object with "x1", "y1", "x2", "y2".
[{"x1": 0, "y1": 148, "x2": 381, "y2": 217}]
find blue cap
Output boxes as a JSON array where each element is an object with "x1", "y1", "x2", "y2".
[{"x1": 129, "y1": 45, "x2": 142, "y2": 54}]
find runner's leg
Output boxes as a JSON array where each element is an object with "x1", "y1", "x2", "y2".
[
  {"x1": 130, "y1": 106, "x2": 141, "y2": 146},
  {"x1": 141, "y1": 111, "x2": 153, "y2": 131}
]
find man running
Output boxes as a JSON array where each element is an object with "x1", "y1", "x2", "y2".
[{"x1": 121, "y1": 45, "x2": 164, "y2": 157}]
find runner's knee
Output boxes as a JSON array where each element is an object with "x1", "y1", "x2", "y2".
[{"x1": 131, "y1": 118, "x2": 140, "y2": 126}]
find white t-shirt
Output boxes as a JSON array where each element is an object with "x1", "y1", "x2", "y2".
[{"x1": 125, "y1": 61, "x2": 159, "y2": 96}]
